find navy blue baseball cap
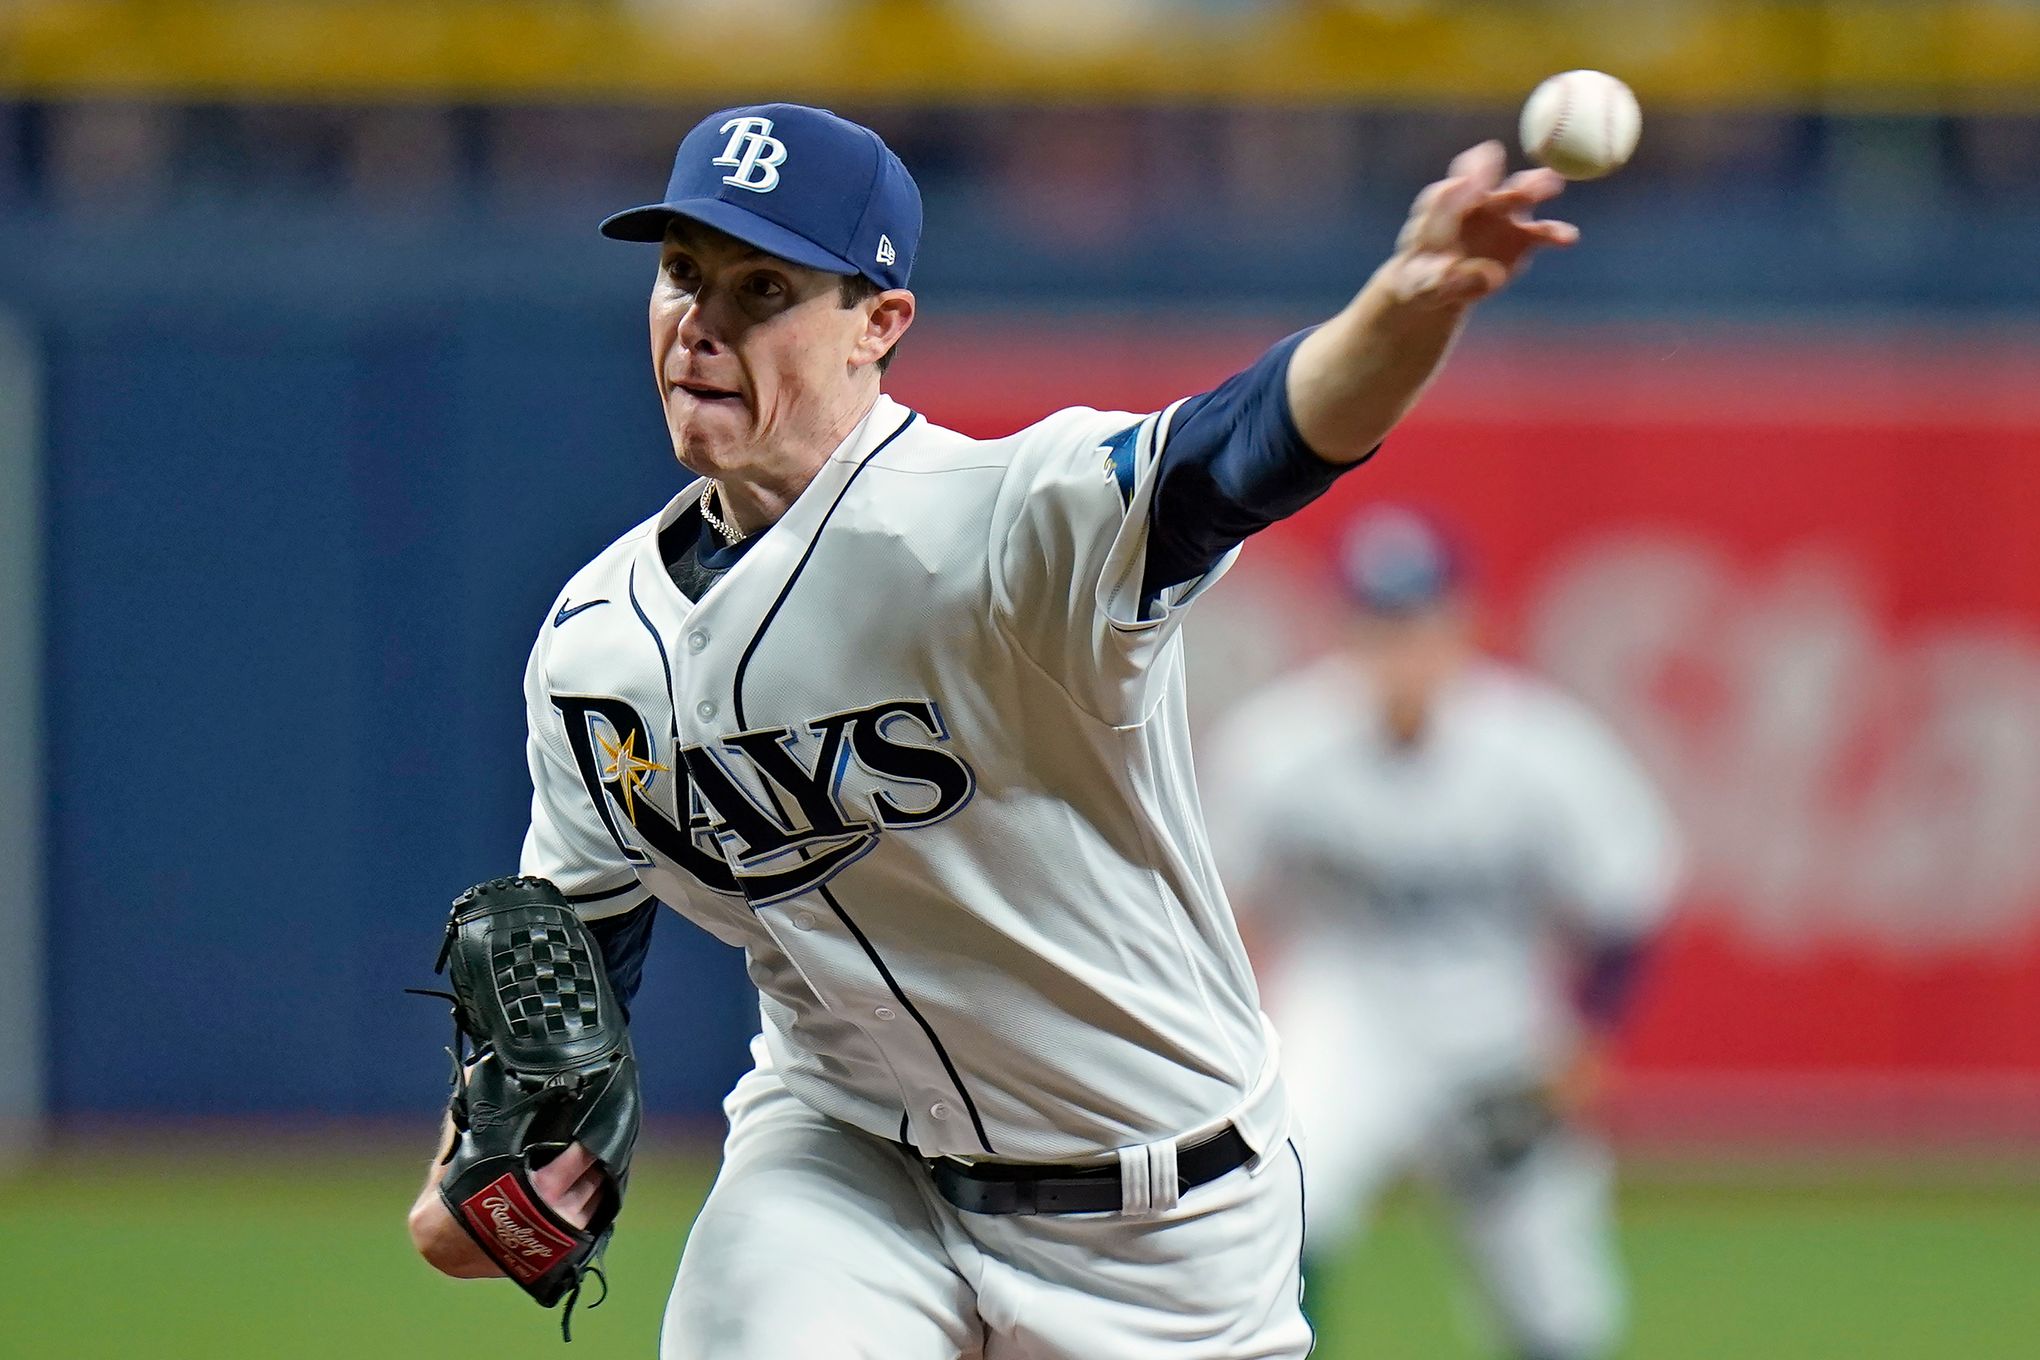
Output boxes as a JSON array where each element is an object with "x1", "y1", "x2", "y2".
[
  {"x1": 600, "y1": 103, "x2": 921, "y2": 292},
  {"x1": 1338, "y1": 506, "x2": 1466, "y2": 614}
]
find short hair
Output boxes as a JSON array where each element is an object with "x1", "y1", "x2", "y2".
[{"x1": 839, "y1": 275, "x2": 900, "y2": 374}]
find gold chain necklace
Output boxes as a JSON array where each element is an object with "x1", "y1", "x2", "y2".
[{"x1": 698, "y1": 482, "x2": 747, "y2": 547}]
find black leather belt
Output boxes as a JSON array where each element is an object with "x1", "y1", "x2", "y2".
[{"x1": 923, "y1": 1124, "x2": 1253, "y2": 1215}]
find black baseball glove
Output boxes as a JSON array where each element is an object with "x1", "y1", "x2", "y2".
[{"x1": 424, "y1": 875, "x2": 641, "y2": 1339}]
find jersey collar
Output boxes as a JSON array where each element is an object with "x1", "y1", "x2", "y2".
[{"x1": 643, "y1": 393, "x2": 915, "y2": 607}]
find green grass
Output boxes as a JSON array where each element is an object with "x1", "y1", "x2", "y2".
[
  {"x1": 5, "y1": 1145, "x2": 2036, "y2": 1358},
  {"x1": 1315, "y1": 1174, "x2": 2040, "y2": 1359}
]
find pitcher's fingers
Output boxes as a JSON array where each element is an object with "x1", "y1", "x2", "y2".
[
  {"x1": 1446, "y1": 140, "x2": 1505, "y2": 186},
  {"x1": 1498, "y1": 167, "x2": 1567, "y2": 202},
  {"x1": 1408, "y1": 178, "x2": 1448, "y2": 218},
  {"x1": 1524, "y1": 218, "x2": 1581, "y2": 246},
  {"x1": 557, "y1": 1170, "x2": 605, "y2": 1228},
  {"x1": 1417, "y1": 173, "x2": 1489, "y2": 252},
  {"x1": 1407, "y1": 175, "x2": 1473, "y2": 251},
  {"x1": 572, "y1": 1160, "x2": 608, "y2": 1198},
  {"x1": 1477, "y1": 180, "x2": 1569, "y2": 224},
  {"x1": 531, "y1": 1141, "x2": 595, "y2": 1194},
  {"x1": 553, "y1": 1141, "x2": 596, "y2": 1178},
  {"x1": 1397, "y1": 179, "x2": 1450, "y2": 250}
]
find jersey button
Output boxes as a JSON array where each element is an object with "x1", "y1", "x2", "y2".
[
  {"x1": 928, "y1": 1102, "x2": 952, "y2": 1120},
  {"x1": 686, "y1": 629, "x2": 709, "y2": 653},
  {"x1": 695, "y1": 700, "x2": 717, "y2": 721},
  {"x1": 873, "y1": 1005, "x2": 896, "y2": 1021},
  {"x1": 792, "y1": 911, "x2": 817, "y2": 931}
]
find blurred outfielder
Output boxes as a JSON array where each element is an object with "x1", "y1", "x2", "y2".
[{"x1": 1207, "y1": 506, "x2": 1681, "y2": 1360}]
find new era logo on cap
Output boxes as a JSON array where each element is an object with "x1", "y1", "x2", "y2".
[{"x1": 598, "y1": 103, "x2": 923, "y2": 292}]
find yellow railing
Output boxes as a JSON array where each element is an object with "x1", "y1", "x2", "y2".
[{"x1": 2, "y1": 1, "x2": 2037, "y2": 109}]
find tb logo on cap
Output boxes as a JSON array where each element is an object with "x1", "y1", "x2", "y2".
[{"x1": 714, "y1": 116, "x2": 787, "y2": 193}]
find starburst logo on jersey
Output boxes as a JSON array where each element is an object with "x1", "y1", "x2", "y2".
[
  {"x1": 553, "y1": 693, "x2": 976, "y2": 904},
  {"x1": 713, "y1": 116, "x2": 787, "y2": 193},
  {"x1": 595, "y1": 727, "x2": 668, "y2": 825}
]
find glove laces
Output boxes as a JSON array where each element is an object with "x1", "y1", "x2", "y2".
[{"x1": 559, "y1": 1262, "x2": 609, "y2": 1341}]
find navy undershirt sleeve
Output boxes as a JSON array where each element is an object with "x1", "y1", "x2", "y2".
[
  {"x1": 585, "y1": 896, "x2": 659, "y2": 1018},
  {"x1": 1576, "y1": 936, "x2": 1649, "y2": 1033},
  {"x1": 1140, "y1": 326, "x2": 1377, "y2": 599}
]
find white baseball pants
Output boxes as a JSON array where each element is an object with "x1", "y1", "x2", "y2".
[
  {"x1": 662, "y1": 1042, "x2": 1312, "y2": 1359},
  {"x1": 1275, "y1": 945, "x2": 1624, "y2": 1360}
]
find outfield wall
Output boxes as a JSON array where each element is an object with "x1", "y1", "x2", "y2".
[
  {"x1": 0, "y1": 311, "x2": 45, "y2": 1160},
  {"x1": 27, "y1": 305, "x2": 2040, "y2": 1141}
]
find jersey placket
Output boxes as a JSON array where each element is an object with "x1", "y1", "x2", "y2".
[{"x1": 658, "y1": 448, "x2": 995, "y2": 1158}]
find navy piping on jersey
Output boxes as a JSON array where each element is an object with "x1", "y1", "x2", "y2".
[
  {"x1": 627, "y1": 561, "x2": 682, "y2": 743},
  {"x1": 1579, "y1": 936, "x2": 1649, "y2": 1031},
  {"x1": 730, "y1": 409, "x2": 920, "y2": 730},
  {"x1": 564, "y1": 880, "x2": 643, "y2": 906},
  {"x1": 818, "y1": 883, "x2": 997, "y2": 1156},
  {"x1": 1289, "y1": 1138, "x2": 1315, "y2": 1356},
  {"x1": 716, "y1": 414, "x2": 914, "y2": 855},
  {"x1": 719, "y1": 407, "x2": 994, "y2": 1156},
  {"x1": 719, "y1": 760, "x2": 981, "y2": 1146}
]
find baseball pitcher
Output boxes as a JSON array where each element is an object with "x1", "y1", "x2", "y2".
[{"x1": 405, "y1": 103, "x2": 1580, "y2": 1357}]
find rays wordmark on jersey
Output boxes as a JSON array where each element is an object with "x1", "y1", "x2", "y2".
[{"x1": 553, "y1": 693, "x2": 975, "y2": 905}]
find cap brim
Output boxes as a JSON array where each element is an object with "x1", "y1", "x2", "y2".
[{"x1": 598, "y1": 197, "x2": 860, "y2": 277}]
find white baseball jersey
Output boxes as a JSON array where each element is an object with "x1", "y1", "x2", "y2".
[
  {"x1": 1206, "y1": 655, "x2": 1680, "y2": 1071},
  {"x1": 518, "y1": 393, "x2": 1287, "y2": 1164}
]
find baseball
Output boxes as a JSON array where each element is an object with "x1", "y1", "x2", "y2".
[{"x1": 1519, "y1": 70, "x2": 1641, "y2": 181}]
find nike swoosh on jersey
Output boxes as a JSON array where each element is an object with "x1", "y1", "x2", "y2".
[{"x1": 553, "y1": 598, "x2": 610, "y2": 627}]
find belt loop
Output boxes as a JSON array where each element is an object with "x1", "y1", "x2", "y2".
[
  {"x1": 1117, "y1": 1143, "x2": 1152, "y2": 1214},
  {"x1": 1117, "y1": 1138, "x2": 1181, "y2": 1216},
  {"x1": 1147, "y1": 1136, "x2": 1181, "y2": 1213}
]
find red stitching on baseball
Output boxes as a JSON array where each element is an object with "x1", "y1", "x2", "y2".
[{"x1": 1539, "y1": 72, "x2": 1574, "y2": 162}]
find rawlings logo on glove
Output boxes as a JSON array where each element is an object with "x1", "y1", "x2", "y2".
[
  {"x1": 424, "y1": 876, "x2": 642, "y2": 1340},
  {"x1": 462, "y1": 1174, "x2": 579, "y2": 1278}
]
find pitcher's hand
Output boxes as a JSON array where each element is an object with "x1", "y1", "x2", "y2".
[{"x1": 1383, "y1": 141, "x2": 1578, "y2": 310}]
